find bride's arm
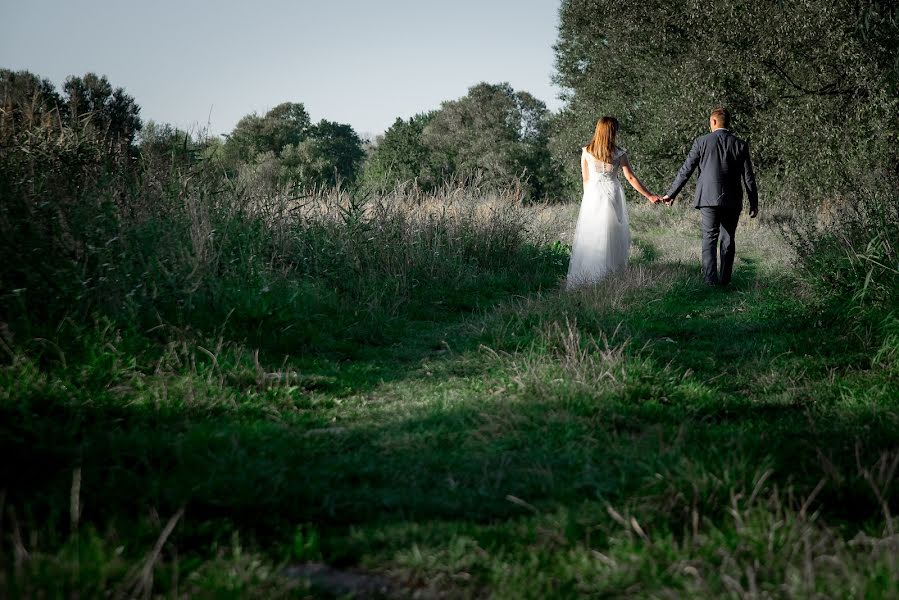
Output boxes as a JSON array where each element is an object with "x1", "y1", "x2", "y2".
[
  {"x1": 620, "y1": 153, "x2": 660, "y2": 203},
  {"x1": 581, "y1": 153, "x2": 589, "y2": 189}
]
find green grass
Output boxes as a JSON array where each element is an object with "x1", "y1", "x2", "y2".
[{"x1": 2, "y1": 200, "x2": 898, "y2": 598}]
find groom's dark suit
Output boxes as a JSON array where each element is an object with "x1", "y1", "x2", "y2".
[{"x1": 665, "y1": 128, "x2": 758, "y2": 285}]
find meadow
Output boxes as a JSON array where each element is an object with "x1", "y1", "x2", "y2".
[
  {"x1": 4, "y1": 0, "x2": 898, "y2": 593},
  {"x1": 2, "y1": 179, "x2": 898, "y2": 598}
]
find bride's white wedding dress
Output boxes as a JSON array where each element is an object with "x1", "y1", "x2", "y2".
[{"x1": 565, "y1": 147, "x2": 631, "y2": 289}]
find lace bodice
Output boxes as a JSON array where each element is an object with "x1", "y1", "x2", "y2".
[{"x1": 582, "y1": 147, "x2": 626, "y2": 181}]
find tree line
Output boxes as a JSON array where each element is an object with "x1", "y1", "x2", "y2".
[
  {"x1": 4, "y1": 0, "x2": 897, "y2": 204},
  {"x1": 1, "y1": 70, "x2": 566, "y2": 200}
]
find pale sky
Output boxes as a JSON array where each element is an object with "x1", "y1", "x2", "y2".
[{"x1": 0, "y1": 0, "x2": 564, "y2": 139}]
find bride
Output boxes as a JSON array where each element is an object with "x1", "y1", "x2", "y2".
[{"x1": 566, "y1": 116, "x2": 660, "y2": 289}]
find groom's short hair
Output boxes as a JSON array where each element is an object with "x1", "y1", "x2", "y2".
[{"x1": 710, "y1": 107, "x2": 731, "y2": 128}]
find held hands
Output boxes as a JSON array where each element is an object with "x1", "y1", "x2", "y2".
[{"x1": 646, "y1": 193, "x2": 674, "y2": 207}]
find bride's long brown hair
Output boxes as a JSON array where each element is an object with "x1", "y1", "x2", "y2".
[{"x1": 586, "y1": 116, "x2": 619, "y2": 163}]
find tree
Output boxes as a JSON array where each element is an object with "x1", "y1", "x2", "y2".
[
  {"x1": 363, "y1": 113, "x2": 436, "y2": 189},
  {"x1": 224, "y1": 102, "x2": 364, "y2": 189},
  {"x1": 63, "y1": 72, "x2": 141, "y2": 151},
  {"x1": 224, "y1": 102, "x2": 310, "y2": 163},
  {"x1": 0, "y1": 69, "x2": 63, "y2": 137},
  {"x1": 281, "y1": 119, "x2": 365, "y2": 188},
  {"x1": 422, "y1": 82, "x2": 561, "y2": 199},
  {"x1": 139, "y1": 120, "x2": 193, "y2": 152},
  {"x1": 1, "y1": 70, "x2": 141, "y2": 151}
]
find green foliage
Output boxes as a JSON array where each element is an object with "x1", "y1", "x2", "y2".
[
  {"x1": 0, "y1": 69, "x2": 63, "y2": 129},
  {"x1": 0, "y1": 89, "x2": 560, "y2": 354},
  {"x1": 363, "y1": 113, "x2": 436, "y2": 188},
  {"x1": 3, "y1": 201, "x2": 899, "y2": 597},
  {"x1": 62, "y1": 72, "x2": 142, "y2": 152},
  {"x1": 291, "y1": 525, "x2": 321, "y2": 562},
  {"x1": 2, "y1": 69, "x2": 141, "y2": 156},
  {"x1": 223, "y1": 101, "x2": 310, "y2": 162},
  {"x1": 366, "y1": 83, "x2": 564, "y2": 200},
  {"x1": 138, "y1": 120, "x2": 203, "y2": 170},
  {"x1": 223, "y1": 103, "x2": 366, "y2": 189},
  {"x1": 553, "y1": 0, "x2": 899, "y2": 198},
  {"x1": 786, "y1": 177, "x2": 899, "y2": 354},
  {"x1": 4, "y1": 47, "x2": 899, "y2": 594},
  {"x1": 281, "y1": 119, "x2": 365, "y2": 188},
  {"x1": 0, "y1": 113, "x2": 133, "y2": 326},
  {"x1": 424, "y1": 82, "x2": 563, "y2": 200}
]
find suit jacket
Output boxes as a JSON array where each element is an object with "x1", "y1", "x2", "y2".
[{"x1": 666, "y1": 129, "x2": 758, "y2": 211}]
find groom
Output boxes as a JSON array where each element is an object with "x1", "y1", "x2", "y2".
[{"x1": 662, "y1": 108, "x2": 758, "y2": 286}]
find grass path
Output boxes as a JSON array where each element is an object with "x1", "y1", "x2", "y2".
[
  {"x1": 263, "y1": 203, "x2": 898, "y2": 596},
  {"x1": 3, "y1": 202, "x2": 898, "y2": 598}
]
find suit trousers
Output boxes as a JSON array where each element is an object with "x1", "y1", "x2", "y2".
[{"x1": 699, "y1": 207, "x2": 740, "y2": 285}]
